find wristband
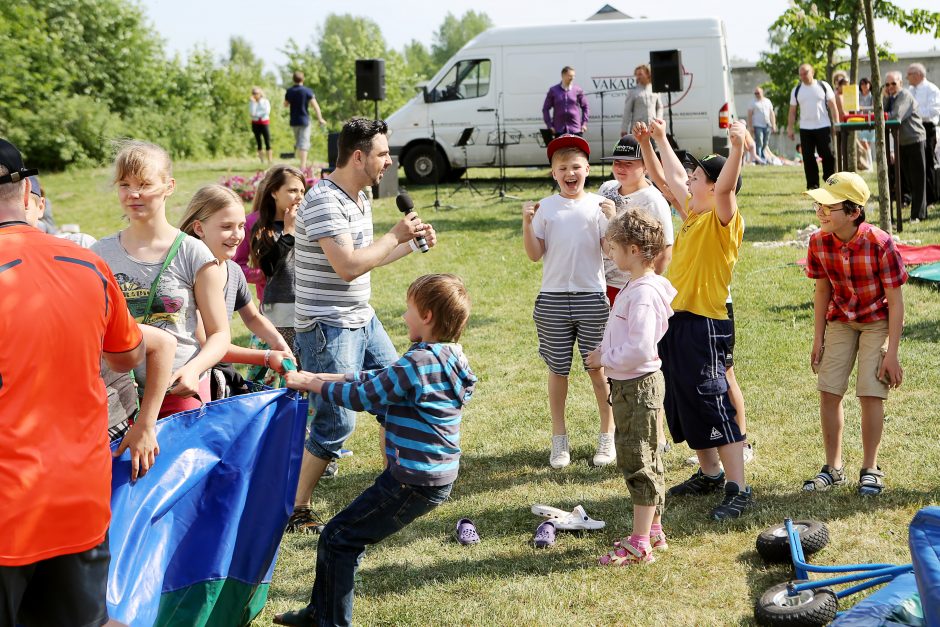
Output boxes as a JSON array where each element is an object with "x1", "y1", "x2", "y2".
[
  {"x1": 408, "y1": 239, "x2": 420, "y2": 252},
  {"x1": 264, "y1": 349, "x2": 271, "y2": 369}
]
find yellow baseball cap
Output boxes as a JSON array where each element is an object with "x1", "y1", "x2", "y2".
[{"x1": 803, "y1": 172, "x2": 870, "y2": 206}]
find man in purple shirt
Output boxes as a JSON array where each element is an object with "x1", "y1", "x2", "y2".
[{"x1": 543, "y1": 66, "x2": 589, "y2": 138}]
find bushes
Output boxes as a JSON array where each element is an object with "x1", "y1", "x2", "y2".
[{"x1": 1, "y1": 0, "x2": 275, "y2": 171}]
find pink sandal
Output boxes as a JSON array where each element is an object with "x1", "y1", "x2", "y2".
[
  {"x1": 614, "y1": 531, "x2": 668, "y2": 551},
  {"x1": 598, "y1": 541, "x2": 655, "y2": 566}
]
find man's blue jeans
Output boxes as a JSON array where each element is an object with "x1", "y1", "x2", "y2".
[
  {"x1": 302, "y1": 469, "x2": 453, "y2": 626},
  {"x1": 296, "y1": 316, "x2": 398, "y2": 459},
  {"x1": 753, "y1": 125, "x2": 771, "y2": 160}
]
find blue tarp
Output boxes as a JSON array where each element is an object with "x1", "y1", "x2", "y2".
[
  {"x1": 910, "y1": 507, "x2": 940, "y2": 627},
  {"x1": 832, "y1": 506, "x2": 940, "y2": 627},
  {"x1": 106, "y1": 388, "x2": 307, "y2": 626}
]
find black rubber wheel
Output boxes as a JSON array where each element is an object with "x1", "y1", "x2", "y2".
[
  {"x1": 754, "y1": 581, "x2": 838, "y2": 626},
  {"x1": 403, "y1": 144, "x2": 450, "y2": 185},
  {"x1": 756, "y1": 520, "x2": 829, "y2": 564}
]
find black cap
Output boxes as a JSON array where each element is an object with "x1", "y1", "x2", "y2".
[
  {"x1": 686, "y1": 153, "x2": 743, "y2": 194},
  {"x1": 601, "y1": 135, "x2": 643, "y2": 162},
  {"x1": 0, "y1": 139, "x2": 39, "y2": 185}
]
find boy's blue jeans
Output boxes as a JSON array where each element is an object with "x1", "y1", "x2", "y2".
[
  {"x1": 302, "y1": 469, "x2": 452, "y2": 626},
  {"x1": 296, "y1": 316, "x2": 398, "y2": 459}
]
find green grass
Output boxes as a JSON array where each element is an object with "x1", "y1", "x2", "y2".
[{"x1": 42, "y1": 160, "x2": 940, "y2": 625}]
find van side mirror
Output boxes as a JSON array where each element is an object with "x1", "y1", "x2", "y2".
[{"x1": 422, "y1": 86, "x2": 431, "y2": 103}]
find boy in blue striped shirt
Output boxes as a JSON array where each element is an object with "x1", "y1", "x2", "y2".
[{"x1": 276, "y1": 274, "x2": 477, "y2": 627}]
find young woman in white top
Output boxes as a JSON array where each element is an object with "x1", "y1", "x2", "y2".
[{"x1": 250, "y1": 86, "x2": 273, "y2": 165}]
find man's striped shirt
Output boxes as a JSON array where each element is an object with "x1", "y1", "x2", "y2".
[{"x1": 295, "y1": 178, "x2": 374, "y2": 330}]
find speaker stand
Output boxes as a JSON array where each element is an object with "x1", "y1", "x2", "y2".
[{"x1": 667, "y1": 91, "x2": 674, "y2": 139}]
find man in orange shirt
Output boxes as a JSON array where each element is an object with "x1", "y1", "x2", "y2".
[{"x1": 0, "y1": 139, "x2": 145, "y2": 626}]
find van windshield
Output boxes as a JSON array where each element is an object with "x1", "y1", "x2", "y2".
[{"x1": 429, "y1": 59, "x2": 491, "y2": 102}]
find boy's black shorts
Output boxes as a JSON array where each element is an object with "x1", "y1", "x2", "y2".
[
  {"x1": 658, "y1": 311, "x2": 743, "y2": 450},
  {"x1": 726, "y1": 301, "x2": 736, "y2": 367},
  {"x1": 0, "y1": 536, "x2": 110, "y2": 627}
]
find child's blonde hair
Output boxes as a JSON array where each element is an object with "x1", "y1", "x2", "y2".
[
  {"x1": 550, "y1": 146, "x2": 588, "y2": 165},
  {"x1": 179, "y1": 184, "x2": 243, "y2": 237},
  {"x1": 407, "y1": 274, "x2": 471, "y2": 342},
  {"x1": 605, "y1": 209, "x2": 666, "y2": 263},
  {"x1": 112, "y1": 139, "x2": 172, "y2": 184}
]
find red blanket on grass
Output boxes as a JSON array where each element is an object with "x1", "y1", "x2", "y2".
[{"x1": 798, "y1": 244, "x2": 940, "y2": 267}]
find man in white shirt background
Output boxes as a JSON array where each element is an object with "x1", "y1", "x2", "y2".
[
  {"x1": 906, "y1": 63, "x2": 939, "y2": 205},
  {"x1": 748, "y1": 87, "x2": 777, "y2": 163},
  {"x1": 787, "y1": 63, "x2": 839, "y2": 190}
]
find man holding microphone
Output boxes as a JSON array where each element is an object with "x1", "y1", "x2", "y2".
[{"x1": 286, "y1": 118, "x2": 436, "y2": 533}]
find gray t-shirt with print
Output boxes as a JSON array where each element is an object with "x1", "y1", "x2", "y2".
[{"x1": 92, "y1": 232, "x2": 217, "y2": 384}]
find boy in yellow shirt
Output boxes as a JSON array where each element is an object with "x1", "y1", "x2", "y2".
[{"x1": 649, "y1": 118, "x2": 752, "y2": 521}]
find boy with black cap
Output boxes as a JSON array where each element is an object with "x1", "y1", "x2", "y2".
[
  {"x1": 597, "y1": 134, "x2": 674, "y2": 305},
  {"x1": 649, "y1": 118, "x2": 753, "y2": 521},
  {"x1": 522, "y1": 134, "x2": 614, "y2": 468},
  {"x1": 802, "y1": 172, "x2": 906, "y2": 496}
]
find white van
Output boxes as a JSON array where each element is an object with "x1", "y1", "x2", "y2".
[{"x1": 387, "y1": 18, "x2": 737, "y2": 184}]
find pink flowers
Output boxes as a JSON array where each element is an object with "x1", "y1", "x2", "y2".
[
  {"x1": 300, "y1": 165, "x2": 322, "y2": 189},
  {"x1": 220, "y1": 171, "x2": 266, "y2": 203},
  {"x1": 220, "y1": 164, "x2": 323, "y2": 203}
]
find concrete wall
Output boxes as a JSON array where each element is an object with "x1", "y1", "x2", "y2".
[{"x1": 731, "y1": 50, "x2": 940, "y2": 157}]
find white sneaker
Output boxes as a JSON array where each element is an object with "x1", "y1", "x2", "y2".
[
  {"x1": 549, "y1": 434, "x2": 570, "y2": 469},
  {"x1": 593, "y1": 432, "x2": 616, "y2": 466}
]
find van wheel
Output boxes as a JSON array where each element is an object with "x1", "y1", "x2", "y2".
[{"x1": 403, "y1": 144, "x2": 449, "y2": 185}]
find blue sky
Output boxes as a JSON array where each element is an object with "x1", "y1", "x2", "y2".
[{"x1": 139, "y1": 0, "x2": 939, "y2": 72}]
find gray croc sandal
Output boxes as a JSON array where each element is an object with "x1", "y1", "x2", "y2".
[
  {"x1": 803, "y1": 464, "x2": 846, "y2": 492},
  {"x1": 533, "y1": 521, "x2": 556, "y2": 548},
  {"x1": 858, "y1": 467, "x2": 885, "y2": 496},
  {"x1": 454, "y1": 518, "x2": 481, "y2": 545}
]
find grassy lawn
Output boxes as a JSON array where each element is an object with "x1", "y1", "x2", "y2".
[{"x1": 43, "y1": 160, "x2": 940, "y2": 625}]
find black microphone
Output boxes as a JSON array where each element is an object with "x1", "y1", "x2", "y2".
[{"x1": 395, "y1": 190, "x2": 429, "y2": 253}]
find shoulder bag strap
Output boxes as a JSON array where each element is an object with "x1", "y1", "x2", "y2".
[{"x1": 142, "y1": 231, "x2": 188, "y2": 325}]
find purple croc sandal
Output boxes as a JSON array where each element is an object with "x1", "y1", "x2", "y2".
[
  {"x1": 533, "y1": 521, "x2": 556, "y2": 548},
  {"x1": 455, "y1": 518, "x2": 481, "y2": 545}
]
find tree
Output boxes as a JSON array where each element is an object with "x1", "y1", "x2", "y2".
[
  {"x1": 403, "y1": 39, "x2": 436, "y2": 81},
  {"x1": 862, "y1": 0, "x2": 891, "y2": 231},
  {"x1": 431, "y1": 11, "x2": 493, "y2": 67}
]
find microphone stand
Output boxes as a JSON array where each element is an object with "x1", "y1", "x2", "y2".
[
  {"x1": 490, "y1": 93, "x2": 520, "y2": 201},
  {"x1": 426, "y1": 119, "x2": 454, "y2": 210}
]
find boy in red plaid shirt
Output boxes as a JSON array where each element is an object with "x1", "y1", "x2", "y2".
[{"x1": 803, "y1": 172, "x2": 907, "y2": 496}]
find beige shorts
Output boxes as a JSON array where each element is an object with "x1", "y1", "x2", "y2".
[{"x1": 817, "y1": 319, "x2": 889, "y2": 399}]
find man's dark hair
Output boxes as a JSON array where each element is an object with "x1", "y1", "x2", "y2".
[
  {"x1": 292, "y1": 71, "x2": 304, "y2": 84},
  {"x1": 843, "y1": 200, "x2": 866, "y2": 226},
  {"x1": 336, "y1": 118, "x2": 388, "y2": 167},
  {"x1": 561, "y1": 66, "x2": 574, "y2": 75}
]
